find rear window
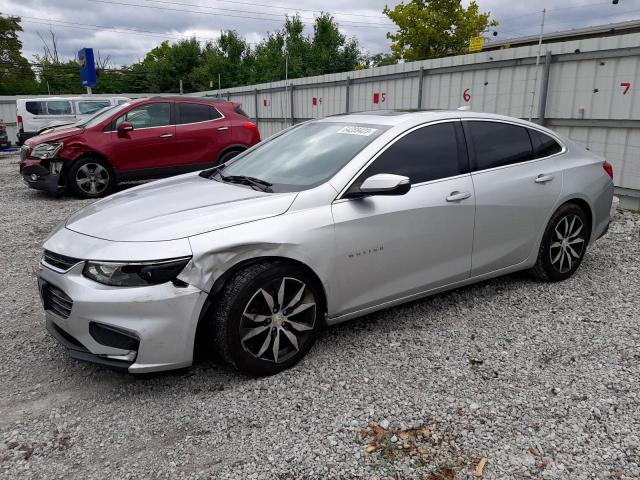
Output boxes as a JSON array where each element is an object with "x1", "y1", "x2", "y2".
[{"x1": 234, "y1": 105, "x2": 249, "y2": 118}]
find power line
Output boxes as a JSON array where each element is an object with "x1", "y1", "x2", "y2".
[
  {"x1": 17, "y1": 15, "x2": 250, "y2": 45},
  {"x1": 139, "y1": 0, "x2": 391, "y2": 20},
  {"x1": 86, "y1": 0, "x2": 395, "y2": 28}
]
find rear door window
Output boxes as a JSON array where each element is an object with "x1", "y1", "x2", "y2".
[
  {"x1": 467, "y1": 121, "x2": 534, "y2": 171},
  {"x1": 358, "y1": 121, "x2": 466, "y2": 185},
  {"x1": 176, "y1": 103, "x2": 212, "y2": 124},
  {"x1": 46, "y1": 101, "x2": 72, "y2": 115},
  {"x1": 529, "y1": 129, "x2": 562, "y2": 158}
]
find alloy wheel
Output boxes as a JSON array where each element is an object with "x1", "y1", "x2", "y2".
[
  {"x1": 549, "y1": 214, "x2": 586, "y2": 274},
  {"x1": 239, "y1": 277, "x2": 316, "y2": 364},
  {"x1": 75, "y1": 163, "x2": 110, "y2": 195}
]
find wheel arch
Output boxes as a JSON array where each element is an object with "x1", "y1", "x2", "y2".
[
  {"x1": 64, "y1": 150, "x2": 115, "y2": 175},
  {"x1": 217, "y1": 144, "x2": 247, "y2": 162},
  {"x1": 559, "y1": 197, "x2": 594, "y2": 241},
  {"x1": 192, "y1": 255, "x2": 328, "y2": 361},
  {"x1": 209, "y1": 256, "x2": 328, "y2": 317}
]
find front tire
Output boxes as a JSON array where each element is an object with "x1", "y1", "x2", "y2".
[
  {"x1": 67, "y1": 157, "x2": 115, "y2": 199},
  {"x1": 208, "y1": 261, "x2": 323, "y2": 376},
  {"x1": 531, "y1": 203, "x2": 589, "y2": 281}
]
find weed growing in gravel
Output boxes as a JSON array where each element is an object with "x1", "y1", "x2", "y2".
[{"x1": 360, "y1": 419, "x2": 476, "y2": 479}]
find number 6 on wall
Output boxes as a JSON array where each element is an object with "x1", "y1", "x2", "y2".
[{"x1": 463, "y1": 88, "x2": 471, "y2": 102}]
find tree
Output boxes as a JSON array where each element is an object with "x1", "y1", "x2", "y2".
[
  {"x1": 383, "y1": 0, "x2": 498, "y2": 61},
  {"x1": 0, "y1": 14, "x2": 37, "y2": 94},
  {"x1": 361, "y1": 52, "x2": 398, "y2": 69},
  {"x1": 191, "y1": 30, "x2": 252, "y2": 90},
  {"x1": 141, "y1": 38, "x2": 201, "y2": 92},
  {"x1": 308, "y1": 13, "x2": 360, "y2": 76}
]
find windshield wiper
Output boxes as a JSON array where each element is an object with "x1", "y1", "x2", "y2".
[
  {"x1": 221, "y1": 174, "x2": 273, "y2": 192},
  {"x1": 199, "y1": 162, "x2": 228, "y2": 179}
]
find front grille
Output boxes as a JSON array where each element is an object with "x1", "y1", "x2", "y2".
[
  {"x1": 43, "y1": 250, "x2": 82, "y2": 272},
  {"x1": 41, "y1": 282, "x2": 73, "y2": 319}
]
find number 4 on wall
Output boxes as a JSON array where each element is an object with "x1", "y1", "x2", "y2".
[{"x1": 620, "y1": 82, "x2": 631, "y2": 95}]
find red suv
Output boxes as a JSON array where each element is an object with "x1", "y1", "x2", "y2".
[{"x1": 19, "y1": 97, "x2": 260, "y2": 198}]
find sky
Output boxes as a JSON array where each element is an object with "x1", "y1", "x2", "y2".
[{"x1": 1, "y1": 0, "x2": 640, "y2": 67}]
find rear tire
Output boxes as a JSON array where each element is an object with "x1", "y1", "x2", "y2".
[
  {"x1": 218, "y1": 149, "x2": 243, "y2": 165},
  {"x1": 531, "y1": 203, "x2": 589, "y2": 282},
  {"x1": 67, "y1": 157, "x2": 115, "y2": 199},
  {"x1": 208, "y1": 261, "x2": 323, "y2": 376}
]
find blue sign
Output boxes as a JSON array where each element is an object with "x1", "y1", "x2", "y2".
[{"x1": 78, "y1": 48, "x2": 97, "y2": 87}]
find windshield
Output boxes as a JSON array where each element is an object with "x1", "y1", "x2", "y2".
[
  {"x1": 218, "y1": 122, "x2": 389, "y2": 192},
  {"x1": 84, "y1": 101, "x2": 132, "y2": 128},
  {"x1": 75, "y1": 105, "x2": 115, "y2": 127}
]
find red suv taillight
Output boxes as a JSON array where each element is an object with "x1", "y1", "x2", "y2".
[
  {"x1": 17, "y1": 115, "x2": 24, "y2": 133},
  {"x1": 603, "y1": 161, "x2": 614, "y2": 179},
  {"x1": 242, "y1": 121, "x2": 260, "y2": 140}
]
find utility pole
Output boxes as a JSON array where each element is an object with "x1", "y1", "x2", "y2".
[
  {"x1": 529, "y1": 8, "x2": 546, "y2": 121},
  {"x1": 218, "y1": 73, "x2": 221, "y2": 95},
  {"x1": 284, "y1": 36, "x2": 288, "y2": 124},
  {"x1": 179, "y1": 79, "x2": 183, "y2": 95}
]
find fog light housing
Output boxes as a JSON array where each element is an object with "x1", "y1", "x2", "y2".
[{"x1": 49, "y1": 160, "x2": 63, "y2": 175}]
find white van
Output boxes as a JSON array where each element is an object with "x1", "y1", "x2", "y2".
[{"x1": 16, "y1": 96, "x2": 130, "y2": 145}]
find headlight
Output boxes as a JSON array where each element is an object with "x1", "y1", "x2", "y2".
[
  {"x1": 82, "y1": 257, "x2": 191, "y2": 287},
  {"x1": 31, "y1": 142, "x2": 63, "y2": 160}
]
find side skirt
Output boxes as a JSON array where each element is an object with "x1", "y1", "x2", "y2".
[{"x1": 326, "y1": 259, "x2": 533, "y2": 326}]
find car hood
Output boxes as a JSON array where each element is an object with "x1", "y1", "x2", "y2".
[
  {"x1": 65, "y1": 174, "x2": 298, "y2": 242},
  {"x1": 26, "y1": 127, "x2": 83, "y2": 147}
]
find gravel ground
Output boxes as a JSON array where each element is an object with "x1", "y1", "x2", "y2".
[{"x1": 1, "y1": 153, "x2": 639, "y2": 480}]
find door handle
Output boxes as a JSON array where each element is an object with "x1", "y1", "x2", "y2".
[
  {"x1": 217, "y1": 126, "x2": 230, "y2": 131},
  {"x1": 159, "y1": 133, "x2": 173, "y2": 138},
  {"x1": 535, "y1": 174, "x2": 554, "y2": 183},
  {"x1": 446, "y1": 191, "x2": 471, "y2": 202}
]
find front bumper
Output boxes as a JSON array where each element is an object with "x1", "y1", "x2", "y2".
[
  {"x1": 21, "y1": 160, "x2": 65, "y2": 194},
  {"x1": 39, "y1": 260, "x2": 208, "y2": 374}
]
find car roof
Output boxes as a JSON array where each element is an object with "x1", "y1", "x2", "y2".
[
  {"x1": 317, "y1": 109, "x2": 544, "y2": 129},
  {"x1": 17, "y1": 96, "x2": 127, "y2": 103},
  {"x1": 148, "y1": 96, "x2": 235, "y2": 104}
]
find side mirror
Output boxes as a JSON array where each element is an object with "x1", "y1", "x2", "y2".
[
  {"x1": 117, "y1": 121, "x2": 134, "y2": 133},
  {"x1": 348, "y1": 173, "x2": 411, "y2": 198}
]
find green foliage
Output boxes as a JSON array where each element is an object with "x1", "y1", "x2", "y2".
[
  {"x1": 384, "y1": 0, "x2": 498, "y2": 61},
  {"x1": 0, "y1": 15, "x2": 38, "y2": 94},
  {"x1": 0, "y1": 10, "x2": 481, "y2": 95},
  {"x1": 361, "y1": 52, "x2": 398, "y2": 68}
]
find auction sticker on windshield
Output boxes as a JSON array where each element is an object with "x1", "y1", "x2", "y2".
[{"x1": 337, "y1": 126, "x2": 379, "y2": 136}]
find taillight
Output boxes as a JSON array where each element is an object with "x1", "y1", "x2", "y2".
[
  {"x1": 17, "y1": 115, "x2": 24, "y2": 133},
  {"x1": 603, "y1": 161, "x2": 613, "y2": 179},
  {"x1": 242, "y1": 121, "x2": 260, "y2": 140}
]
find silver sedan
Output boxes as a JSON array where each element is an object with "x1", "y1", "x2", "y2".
[{"x1": 39, "y1": 110, "x2": 614, "y2": 375}]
